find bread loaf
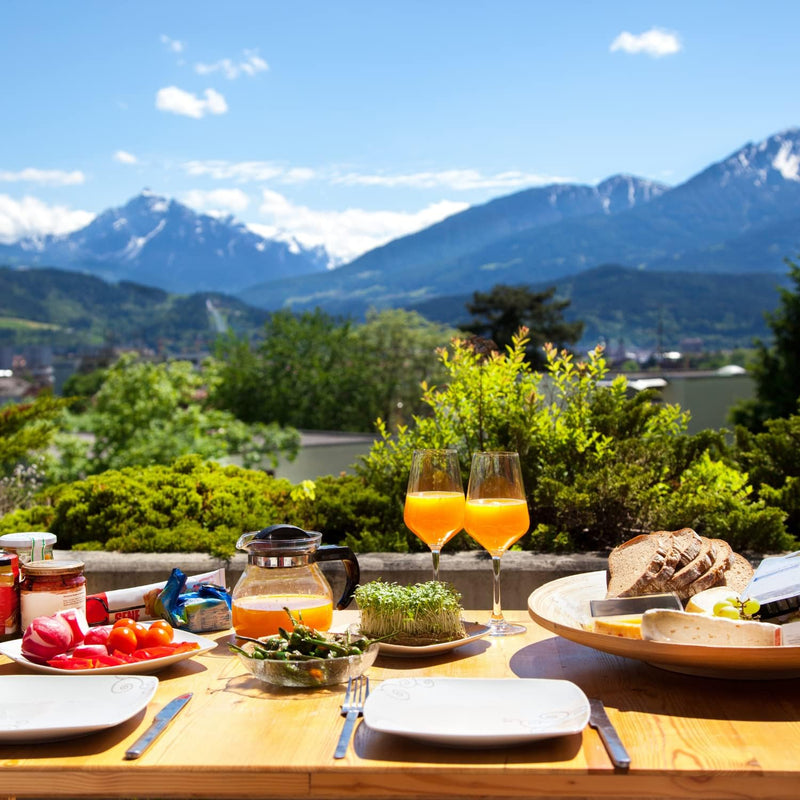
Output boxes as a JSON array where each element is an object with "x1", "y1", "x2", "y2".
[{"x1": 606, "y1": 529, "x2": 752, "y2": 602}]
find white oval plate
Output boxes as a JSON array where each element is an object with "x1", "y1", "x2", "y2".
[
  {"x1": 363, "y1": 677, "x2": 589, "y2": 747},
  {"x1": 0, "y1": 624, "x2": 216, "y2": 675},
  {"x1": 0, "y1": 674, "x2": 158, "y2": 742},
  {"x1": 376, "y1": 621, "x2": 491, "y2": 658}
]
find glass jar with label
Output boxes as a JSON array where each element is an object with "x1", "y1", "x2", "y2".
[
  {"x1": 0, "y1": 553, "x2": 20, "y2": 639},
  {"x1": 0, "y1": 532, "x2": 57, "y2": 564},
  {"x1": 20, "y1": 560, "x2": 85, "y2": 630}
]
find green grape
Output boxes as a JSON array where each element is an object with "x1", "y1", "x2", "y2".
[
  {"x1": 712, "y1": 601, "x2": 740, "y2": 619},
  {"x1": 741, "y1": 598, "x2": 761, "y2": 616}
]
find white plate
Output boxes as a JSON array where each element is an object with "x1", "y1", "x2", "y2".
[
  {"x1": 528, "y1": 570, "x2": 800, "y2": 679},
  {"x1": 0, "y1": 674, "x2": 158, "y2": 742},
  {"x1": 377, "y1": 621, "x2": 491, "y2": 658},
  {"x1": 363, "y1": 677, "x2": 590, "y2": 747},
  {"x1": 0, "y1": 624, "x2": 216, "y2": 675}
]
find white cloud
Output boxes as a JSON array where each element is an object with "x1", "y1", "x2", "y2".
[
  {"x1": 114, "y1": 150, "x2": 137, "y2": 165},
  {"x1": 182, "y1": 188, "x2": 250, "y2": 214},
  {"x1": 181, "y1": 159, "x2": 305, "y2": 182},
  {"x1": 161, "y1": 34, "x2": 185, "y2": 54},
  {"x1": 0, "y1": 168, "x2": 85, "y2": 186},
  {"x1": 179, "y1": 160, "x2": 562, "y2": 191},
  {"x1": 610, "y1": 28, "x2": 681, "y2": 58},
  {"x1": 155, "y1": 86, "x2": 228, "y2": 119},
  {"x1": 334, "y1": 168, "x2": 570, "y2": 191},
  {"x1": 0, "y1": 195, "x2": 94, "y2": 243},
  {"x1": 250, "y1": 189, "x2": 468, "y2": 264},
  {"x1": 195, "y1": 49, "x2": 268, "y2": 79}
]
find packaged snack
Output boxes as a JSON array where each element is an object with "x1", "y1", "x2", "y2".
[{"x1": 153, "y1": 567, "x2": 232, "y2": 633}]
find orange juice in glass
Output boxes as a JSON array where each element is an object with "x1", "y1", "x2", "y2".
[
  {"x1": 404, "y1": 450, "x2": 464, "y2": 580},
  {"x1": 462, "y1": 497, "x2": 529, "y2": 556},
  {"x1": 464, "y1": 451, "x2": 529, "y2": 636}
]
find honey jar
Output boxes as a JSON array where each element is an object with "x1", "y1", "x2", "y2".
[{"x1": 20, "y1": 560, "x2": 86, "y2": 630}]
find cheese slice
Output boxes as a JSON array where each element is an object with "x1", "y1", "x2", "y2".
[
  {"x1": 641, "y1": 609, "x2": 781, "y2": 646},
  {"x1": 589, "y1": 615, "x2": 643, "y2": 639}
]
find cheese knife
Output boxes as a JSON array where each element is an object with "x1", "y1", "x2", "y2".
[
  {"x1": 125, "y1": 692, "x2": 193, "y2": 760},
  {"x1": 588, "y1": 698, "x2": 630, "y2": 771}
]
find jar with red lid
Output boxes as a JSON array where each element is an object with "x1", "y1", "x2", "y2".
[
  {"x1": 20, "y1": 560, "x2": 86, "y2": 630},
  {"x1": 0, "y1": 553, "x2": 19, "y2": 639}
]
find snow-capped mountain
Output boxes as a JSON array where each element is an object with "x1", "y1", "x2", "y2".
[
  {"x1": 241, "y1": 128, "x2": 800, "y2": 317},
  {"x1": 0, "y1": 191, "x2": 329, "y2": 294}
]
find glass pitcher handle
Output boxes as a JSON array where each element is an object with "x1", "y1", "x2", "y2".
[{"x1": 313, "y1": 545, "x2": 360, "y2": 609}]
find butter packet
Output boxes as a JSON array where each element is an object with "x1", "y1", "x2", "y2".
[{"x1": 154, "y1": 567, "x2": 232, "y2": 633}]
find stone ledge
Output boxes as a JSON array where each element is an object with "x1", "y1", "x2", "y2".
[{"x1": 57, "y1": 549, "x2": 608, "y2": 611}]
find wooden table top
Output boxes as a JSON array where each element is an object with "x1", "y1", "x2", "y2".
[{"x1": 2, "y1": 609, "x2": 799, "y2": 800}]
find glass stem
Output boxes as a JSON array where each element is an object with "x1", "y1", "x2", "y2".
[
  {"x1": 491, "y1": 555, "x2": 504, "y2": 624},
  {"x1": 431, "y1": 549, "x2": 441, "y2": 582}
]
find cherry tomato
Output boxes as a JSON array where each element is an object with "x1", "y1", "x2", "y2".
[
  {"x1": 131, "y1": 622, "x2": 150, "y2": 647},
  {"x1": 142, "y1": 626, "x2": 174, "y2": 648},
  {"x1": 107, "y1": 625, "x2": 138, "y2": 655},
  {"x1": 112, "y1": 617, "x2": 136, "y2": 629},
  {"x1": 149, "y1": 620, "x2": 174, "y2": 636}
]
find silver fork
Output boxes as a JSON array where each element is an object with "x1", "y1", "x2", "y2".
[{"x1": 334, "y1": 675, "x2": 370, "y2": 759}]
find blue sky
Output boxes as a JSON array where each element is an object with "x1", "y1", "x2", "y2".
[{"x1": 1, "y1": 0, "x2": 798, "y2": 263}]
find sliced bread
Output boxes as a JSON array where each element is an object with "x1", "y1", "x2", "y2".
[
  {"x1": 663, "y1": 536, "x2": 718, "y2": 599},
  {"x1": 649, "y1": 528, "x2": 702, "y2": 589},
  {"x1": 606, "y1": 534, "x2": 672, "y2": 598},
  {"x1": 722, "y1": 552, "x2": 755, "y2": 594},
  {"x1": 686, "y1": 538, "x2": 735, "y2": 597}
]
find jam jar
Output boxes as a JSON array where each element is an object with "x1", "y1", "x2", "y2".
[
  {"x1": 0, "y1": 553, "x2": 19, "y2": 638},
  {"x1": 20, "y1": 559, "x2": 86, "y2": 630}
]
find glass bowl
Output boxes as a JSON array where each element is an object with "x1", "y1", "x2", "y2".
[{"x1": 235, "y1": 640, "x2": 380, "y2": 688}]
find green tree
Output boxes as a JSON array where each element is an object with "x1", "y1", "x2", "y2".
[
  {"x1": 50, "y1": 354, "x2": 299, "y2": 482},
  {"x1": 212, "y1": 308, "x2": 454, "y2": 432},
  {"x1": 351, "y1": 309, "x2": 456, "y2": 429},
  {"x1": 731, "y1": 257, "x2": 800, "y2": 430},
  {"x1": 463, "y1": 284, "x2": 584, "y2": 369},
  {"x1": 0, "y1": 393, "x2": 72, "y2": 513}
]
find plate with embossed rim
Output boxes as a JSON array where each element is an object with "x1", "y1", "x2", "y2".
[
  {"x1": 363, "y1": 677, "x2": 589, "y2": 747},
  {"x1": 0, "y1": 674, "x2": 158, "y2": 742},
  {"x1": 528, "y1": 570, "x2": 800, "y2": 679},
  {"x1": 376, "y1": 621, "x2": 492, "y2": 658}
]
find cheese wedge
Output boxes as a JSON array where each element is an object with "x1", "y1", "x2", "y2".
[
  {"x1": 641, "y1": 609, "x2": 781, "y2": 646},
  {"x1": 589, "y1": 615, "x2": 643, "y2": 639},
  {"x1": 685, "y1": 586, "x2": 740, "y2": 615}
]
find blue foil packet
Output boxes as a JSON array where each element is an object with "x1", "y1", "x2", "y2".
[{"x1": 154, "y1": 567, "x2": 232, "y2": 633}]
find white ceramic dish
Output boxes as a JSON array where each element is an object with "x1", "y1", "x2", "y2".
[
  {"x1": 528, "y1": 570, "x2": 800, "y2": 679},
  {"x1": 363, "y1": 677, "x2": 589, "y2": 747},
  {"x1": 377, "y1": 621, "x2": 492, "y2": 658},
  {"x1": 0, "y1": 624, "x2": 216, "y2": 675},
  {"x1": 0, "y1": 674, "x2": 158, "y2": 742}
]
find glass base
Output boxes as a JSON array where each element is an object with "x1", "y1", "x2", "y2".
[{"x1": 487, "y1": 619, "x2": 526, "y2": 637}]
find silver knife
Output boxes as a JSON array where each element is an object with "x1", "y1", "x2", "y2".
[
  {"x1": 588, "y1": 698, "x2": 631, "y2": 770},
  {"x1": 124, "y1": 692, "x2": 193, "y2": 760}
]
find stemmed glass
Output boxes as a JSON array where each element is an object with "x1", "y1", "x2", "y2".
[
  {"x1": 464, "y1": 451, "x2": 530, "y2": 636},
  {"x1": 403, "y1": 449, "x2": 465, "y2": 581}
]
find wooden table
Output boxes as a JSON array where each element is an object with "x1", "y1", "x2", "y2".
[{"x1": 2, "y1": 609, "x2": 799, "y2": 800}]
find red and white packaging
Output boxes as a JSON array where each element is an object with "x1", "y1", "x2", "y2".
[{"x1": 85, "y1": 568, "x2": 226, "y2": 625}]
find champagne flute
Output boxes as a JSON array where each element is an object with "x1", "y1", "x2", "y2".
[
  {"x1": 464, "y1": 451, "x2": 530, "y2": 636},
  {"x1": 403, "y1": 449, "x2": 465, "y2": 581}
]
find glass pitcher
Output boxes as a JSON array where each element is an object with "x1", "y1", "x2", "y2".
[{"x1": 231, "y1": 524, "x2": 360, "y2": 638}]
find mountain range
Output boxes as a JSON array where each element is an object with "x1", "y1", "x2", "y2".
[
  {"x1": 0, "y1": 191, "x2": 328, "y2": 294},
  {"x1": 242, "y1": 129, "x2": 800, "y2": 317},
  {"x1": 0, "y1": 128, "x2": 798, "y2": 345}
]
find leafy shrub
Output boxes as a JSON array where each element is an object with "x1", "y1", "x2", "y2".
[
  {"x1": 0, "y1": 456, "x2": 403, "y2": 557},
  {"x1": 358, "y1": 330, "x2": 792, "y2": 554}
]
